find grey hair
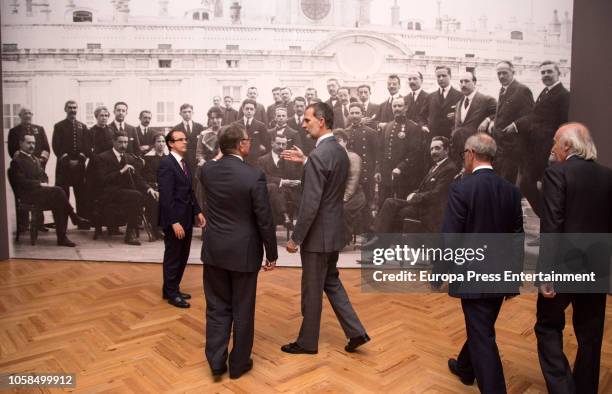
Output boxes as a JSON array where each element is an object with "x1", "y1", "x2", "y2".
[
  {"x1": 465, "y1": 132, "x2": 497, "y2": 161},
  {"x1": 559, "y1": 123, "x2": 598, "y2": 160},
  {"x1": 94, "y1": 105, "x2": 109, "y2": 118},
  {"x1": 18, "y1": 107, "x2": 32, "y2": 117}
]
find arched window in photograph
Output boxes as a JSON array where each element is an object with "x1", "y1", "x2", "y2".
[{"x1": 73, "y1": 10, "x2": 92, "y2": 23}]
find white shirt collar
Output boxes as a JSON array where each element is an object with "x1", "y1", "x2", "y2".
[
  {"x1": 433, "y1": 157, "x2": 448, "y2": 168},
  {"x1": 112, "y1": 148, "x2": 123, "y2": 162},
  {"x1": 114, "y1": 120, "x2": 123, "y2": 129},
  {"x1": 316, "y1": 132, "x2": 334, "y2": 147},
  {"x1": 230, "y1": 154, "x2": 244, "y2": 162},
  {"x1": 411, "y1": 88, "x2": 422, "y2": 97},
  {"x1": 473, "y1": 164, "x2": 493, "y2": 173},
  {"x1": 271, "y1": 151, "x2": 280, "y2": 165},
  {"x1": 545, "y1": 81, "x2": 561, "y2": 91},
  {"x1": 170, "y1": 150, "x2": 184, "y2": 164},
  {"x1": 183, "y1": 120, "x2": 193, "y2": 129},
  {"x1": 465, "y1": 90, "x2": 477, "y2": 101},
  {"x1": 243, "y1": 116, "x2": 252, "y2": 125},
  {"x1": 19, "y1": 150, "x2": 32, "y2": 157}
]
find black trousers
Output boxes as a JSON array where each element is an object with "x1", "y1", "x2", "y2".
[
  {"x1": 457, "y1": 297, "x2": 507, "y2": 394},
  {"x1": 373, "y1": 198, "x2": 419, "y2": 233},
  {"x1": 162, "y1": 226, "x2": 192, "y2": 298},
  {"x1": 104, "y1": 189, "x2": 144, "y2": 229},
  {"x1": 57, "y1": 181, "x2": 86, "y2": 217},
  {"x1": 266, "y1": 183, "x2": 299, "y2": 225},
  {"x1": 203, "y1": 264, "x2": 258, "y2": 374},
  {"x1": 518, "y1": 140, "x2": 552, "y2": 218},
  {"x1": 493, "y1": 146, "x2": 521, "y2": 185},
  {"x1": 535, "y1": 293, "x2": 606, "y2": 394},
  {"x1": 29, "y1": 186, "x2": 72, "y2": 240}
]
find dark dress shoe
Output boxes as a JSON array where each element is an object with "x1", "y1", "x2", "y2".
[
  {"x1": 345, "y1": 333, "x2": 370, "y2": 352},
  {"x1": 57, "y1": 237, "x2": 76, "y2": 247},
  {"x1": 124, "y1": 230, "x2": 141, "y2": 246},
  {"x1": 38, "y1": 225, "x2": 49, "y2": 232},
  {"x1": 168, "y1": 296, "x2": 190, "y2": 308},
  {"x1": 229, "y1": 359, "x2": 253, "y2": 379},
  {"x1": 211, "y1": 365, "x2": 227, "y2": 377},
  {"x1": 162, "y1": 291, "x2": 191, "y2": 300},
  {"x1": 448, "y1": 358, "x2": 475, "y2": 385},
  {"x1": 280, "y1": 342, "x2": 317, "y2": 354}
]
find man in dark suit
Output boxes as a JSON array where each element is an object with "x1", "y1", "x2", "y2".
[
  {"x1": 279, "y1": 87, "x2": 295, "y2": 118},
  {"x1": 52, "y1": 100, "x2": 91, "y2": 219},
  {"x1": 136, "y1": 110, "x2": 157, "y2": 156},
  {"x1": 268, "y1": 106, "x2": 299, "y2": 149},
  {"x1": 200, "y1": 124, "x2": 277, "y2": 379},
  {"x1": 366, "y1": 136, "x2": 457, "y2": 236},
  {"x1": 238, "y1": 87, "x2": 268, "y2": 126},
  {"x1": 142, "y1": 133, "x2": 167, "y2": 240},
  {"x1": 345, "y1": 102, "x2": 378, "y2": 208},
  {"x1": 375, "y1": 74, "x2": 403, "y2": 129},
  {"x1": 305, "y1": 87, "x2": 318, "y2": 107},
  {"x1": 324, "y1": 78, "x2": 342, "y2": 112},
  {"x1": 404, "y1": 71, "x2": 429, "y2": 124},
  {"x1": 515, "y1": 61, "x2": 570, "y2": 222},
  {"x1": 222, "y1": 96, "x2": 239, "y2": 126},
  {"x1": 97, "y1": 130, "x2": 156, "y2": 246},
  {"x1": 108, "y1": 102, "x2": 140, "y2": 155},
  {"x1": 8, "y1": 107, "x2": 50, "y2": 168},
  {"x1": 9, "y1": 133, "x2": 88, "y2": 246},
  {"x1": 442, "y1": 133, "x2": 524, "y2": 394},
  {"x1": 450, "y1": 72, "x2": 497, "y2": 167},
  {"x1": 266, "y1": 87, "x2": 283, "y2": 127},
  {"x1": 333, "y1": 86, "x2": 352, "y2": 129},
  {"x1": 257, "y1": 135, "x2": 302, "y2": 229},
  {"x1": 158, "y1": 129, "x2": 205, "y2": 308},
  {"x1": 235, "y1": 99, "x2": 270, "y2": 165},
  {"x1": 173, "y1": 103, "x2": 206, "y2": 177},
  {"x1": 288, "y1": 97, "x2": 316, "y2": 156},
  {"x1": 484, "y1": 60, "x2": 534, "y2": 184},
  {"x1": 420, "y1": 66, "x2": 463, "y2": 140},
  {"x1": 534, "y1": 123, "x2": 612, "y2": 394},
  {"x1": 356, "y1": 84, "x2": 379, "y2": 129},
  {"x1": 281, "y1": 102, "x2": 369, "y2": 355}
]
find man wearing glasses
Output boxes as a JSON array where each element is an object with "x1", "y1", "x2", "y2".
[{"x1": 158, "y1": 130, "x2": 206, "y2": 308}]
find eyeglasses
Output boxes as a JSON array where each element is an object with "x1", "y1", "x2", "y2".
[{"x1": 171, "y1": 138, "x2": 188, "y2": 142}]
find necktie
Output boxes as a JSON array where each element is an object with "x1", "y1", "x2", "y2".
[
  {"x1": 186, "y1": 122, "x2": 191, "y2": 135},
  {"x1": 119, "y1": 123, "x2": 124, "y2": 133},
  {"x1": 499, "y1": 86, "x2": 506, "y2": 97},
  {"x1": 343, "y1": 105, "x2": 349, "y2": 117},
  {"x1": 464, "y1": 97, "x2": 470, "y2": 109},
  {"x1": 180, "y1": 159, "x2": 188, "y2": 176},
  {"x1": 410, "y1": 92, "x2": 415, "y2": 102},
  {"x1": 537, "y1": 88, "x2": 549, "y2": 103},
  {"x1": 119, "y1": 153, "x2": 126, "y2": 166},
  {"x1": 439, "y1": 88, "x2": 445, "y2": 103}
]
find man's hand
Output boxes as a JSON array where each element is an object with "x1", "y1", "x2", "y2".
[
  {"x1": 392, "y1": 168, "x2": 401, "y2": 176},
  {"x1": 195, "y1": 213, "x2": 206, "y2": 228},
  {"x1": 446, "y1": 112, "x2": 455, "y2": 120},
  {"x1": 281, "y1": 146, "x2": 306, "y2": 165},
  {"x1": 421, "y1": 126, "x2": 430, "y2": 134},
  {"x1": 198, "y1": 159, "x2": 205, "y2": 166},
  {"x1": 120, "y1": 164, "x2": 135, "y2": 174},
  {"x1": 147, "y1": 188, "x2": 159, "y2": 201},
  {"x1": 378, "y1": 122, "x2": 388, "y2": 130},
  {"x1": 286, "y1": 239, "x2": 298, "y2": 253},
  {"x1": 539, "y1": 283, "x2": 556, "y2": 298},
  {"x1": 477, "y1": 118, "x2": 490, "y2": 133},
  {"x1": 263, "y1": 259, "x2": 276, "y2": 271},
  {"x1": 406, "y1": 193, "x2": 415, "y2": 201},
  {"x1": 172, "y1": 222, "x2": 185, "y2": 239},
  {"x1": 360, "y1": 117, "x2": 372, "y2": 125},
  {"x1": 502, "y1": 122, "x2": 518, "y2": 134},
  {"x1": 259, "y1": 144, "x2": 267, "y2": 152},
  {"x1": 374, "y1": 173, "x2": 382, "y2": 183}
]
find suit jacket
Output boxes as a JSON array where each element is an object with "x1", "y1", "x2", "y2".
[
  {"x1": 288, "y1": 116, "x2": 316, "y2": 155},
  {"x1": 200, "y1": 155, "x2": 278, "y2": 272},
  {"x1": 376, "y1": 96, "x2": 402, "y2": 124},
  {"x1": 8, "y1": 124, "x2": 50, "y2": 160},
  {"x1": 451, "y1": 92, "x2": 497, "y2": 162},
  {"x1": 91, "y1": 125, "x2": 114, "y2": 155},
  {"x1": 409, "y1": 158, "x2": 458, "y2": 231},
  {"x1": 256, "y1": 151, "x2": 302, "y2": 186},
  {"x1": 325, "y1": 97, "x2": 342, "y2": 113},
  {"x1": 333, "y1": 103, "x2": 350, "y2": 129},
  {"x1": 536, "y1": 157, "x2": 612, "y2": 291},
  {"x1": 404, "y1": 90, "x2": 429, "y2": 123},
  {"x1": 222, "y1": 108, "x2": 239, "y2": 126},
  {"x1": 266, "y1": 102, "x2": 282, "y2": 127},
  {"x1": 136, "y1": 125, "x2": 159, "y2": 155},
  {"x1": 143, "y1": 152, "x2": 166, "y2": 187},
  {"x1": 172, "y1": 121, "x2": 206, "y2": 171},
  {"x1": 268, "y1": 125, "x2": 300, "y2": 149},
  {"x1": 238, "y1": 102, "x2": 268, "y2": 126},
  {"x1": 491, "y1": 79, "x2": 534, "y2": 150},
  {"x1": 234, "y1": 118, "x2": 270, "y2": 165},
  {"x1": 109, "y1": 122, "x2": 141, "y2": 155},
  {"x1": 157, "y1": 154, "x2": 201, "y2": 229},
  {"x1": 9, "y1": 152, "x2": 48, "y2": 199},
  {"x1": 419, "y1": 87, "x2": 463, "y2": 138},
  {"x1": 376, "y1": 119, "x2": 425, "y2": 187},
  {"x1": 515, "y1": 83, "x2": 570, "y2": 145},
  {"x1": 442, "y1": 168, "x2": 524, "y2": 298},
  {"x1": 96, "y1": 149, "x2": 149, "y2": 197},
  {"x1": 52, "y1": 118, "x2": 91, "y2": 184},
  {"x1": 291, "y1": 136, "x2": 349, "y2": 252}
]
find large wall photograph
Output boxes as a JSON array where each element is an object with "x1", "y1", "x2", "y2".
[{"x1": 2, "y1": 0, "x2": 573, "y2": 265}]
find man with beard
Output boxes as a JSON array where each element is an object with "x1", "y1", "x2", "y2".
[
  {"x1": 278, "y1": 87, "x2": 295, "y2": 118},
  {"x1": 333, "y1": 87, "x2": 352, "y2": 129},
  {"x1": 173, "y1": 103, "x2": 205, "y2": 177},
  {"x1": 52, "y1": 100, "x2": 91, "y2": 221},
  {"x1": 404, "y1": 70, "x2": 429, "y2": 124},
  {"x1": 8, "y1": 107, "x2": 50, "y2": 169},
  {"x1": 420, "y1": 66, "x2": 463, "y2": 140},
  {"x1": 136, "y1": 110, "x2": 157, "y2": 156},
  {"x1": 356, "y1": 84, "x2": 379, "y2": 128},
  {"x1": 266, "y1": 87, "x2": 283, "y2": 127},
  {"x1": 9, "y1": 133, "x2": 89, "y2": 246},
  {"x1": 235, "y1": 99, "x2": 270, "y2": 165},
  {"x1": 91, "y1": 106, "x2": 113, "y2": 155},
  {"x1": 268, "y1": 107, "x2": 299, "y2": 149},
  {"x1": 376, "y1": 74, "x2": 403, "y2": 129},
  {"x1": 450, "y1": 71, "x2": 497, "y2": 167},
  {"x1": 108, "y1": 101, "x2": 140, "y2": 155},
  {"x1": 288, "y1": 97, "x2": 314, "y2": 154},
  {"x1": 325, "y1": 78, "x2": 342, "y2": 112},
  {"x1": 238, "y1": 86, "x2": 268, "y2": 126},
  {"x1": 375, "y1": 97, "x2": 425, "y2": 202},
  {"x1": 222, "y1": 96, "x2": 239, "y2": 126},
  {"x1": 345, "y1": 102, "x2": 378, "y2": 209}
]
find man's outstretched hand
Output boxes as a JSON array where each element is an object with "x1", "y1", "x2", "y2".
[
  {"x1": 281, "y1": 146, "x2": 306, "y2": 165},
  {"x1": 286, "y1": 239, "x2": 299, "y2": 253}
]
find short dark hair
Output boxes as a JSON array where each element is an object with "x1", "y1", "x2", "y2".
[
  {"x1": 223, "y1": 96, "x2": 233, "y2": 101},
  {"x1": 431, "y1": 136, "x2": 450, "y2": 150},
  {"x1": 271, "y1": 87, "x2": 281, "y2": 92},
  {"x1": 113, "y1": 130, "x2": 128, "y2": 141},
  {"x1": 180, "y1": 103, "x2": 193, "y2": 112},
  {"x1": 64, "y1": 100, "x2": 77, "y2": 110},
  {"x1": 241, "y1": 98, "x2": 257, "y2": 109},
  {"x1": 19, "y1": 132, "x2": 35, "y2": 142},
  {"x1": 357, "y1": 84, "x2": 371, "y2": 93},
  {"x1": 408, "y1": 71, "x2": 424, "y2": 81},
  {"x1": 463, "y1": 71, "x2": 477, "y2": 83},
  {"x1": 207, "y1": 106, "x2": 223, "y2": 119},
  {"x1": 306, "y1": 102, "x2": 334, "y2": 129},
  {"x1": 293, "y1": 96, "x2": 306, "y2": 104},
  {"x1": 326, "y1": 78, "x2": 339, "y2": 85},
  {"x1": 388, "y1": 74, "x2": 401, "y2": 84},
  {"x1": 333, "y1": 129, "x2": 348, "y2": 143},
  {"x1": 165, "y1": 129, "x2": 186, "y2": 150},
  {"x1": 153, "y1": 132, "x2": 165, "y2": 142},
  {"x1": 348, "y1": 102, "x2": 364, "y2": 113},
  {"x1": 218, "y1": 124, "x2": 246, "y2": 154},
  {"x1": 337, "y1": 86, "x2": 350, "y2": 95},
  {"x1": 114, "y1": 101, "x2": 128, "y2": 110},
  {"x1": 139, "y1": 110, "x2": 152, "y2": 118},
  {"x1": 539, "y1": 60, "x2": 560, "y2": 73},
  {"x1": 435, "y1": 66, "x2": 452, "y2": 76}
]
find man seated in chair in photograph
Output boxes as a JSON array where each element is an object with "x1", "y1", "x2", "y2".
[
  {"x1": 257, "y1": 135, "x2": 302, "y2": 231},
  {"x1": 9, "y1": 133, "x2": 89, "y2": 247},
  {"x1": 364, "y1": 136, "x2": 458, "y2": 247},
  {"x1": 96, "y1": 130, "x2": 157, "y2": 246},
  {"x1": 142, "y1": 133, "x2": 167, "y2": 240}
]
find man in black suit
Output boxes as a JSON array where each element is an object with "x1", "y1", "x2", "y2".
[
  {"x1": 534, "y1": 123, "x2": 612, "y2": 394},
  {"x1": 345, "y1": 102, "x2": 378, "y2": 209},
  {"x1": 158, "y1": 129, "x2": 205, "y2": 308},
  {"x1": 136, "y1": 110, "x2": 157, "y2": 156},
  {"x1": 257, "y1": 135, "x2": 302, "y2": 230},
  {"x1": 288, "y1": 97, "x2": 315, "y2": 156},
  {"x1": 173, "y1": 103, "x2": 206, "y2": 177},
  {"x1": 222, "y1": 96, "x2": 239, "y2": 126},
  {"x1": 404, "y1": 71, "x2": 429, "y2": 124},
  {"x1": 266, "y1": 87, "x2": 283, "y2": 127},
  {"x1": 200, "y1": 124, "x2": 277, "y2": 379},
  {"x1": 8, "y1": 107, "x2": 50, "y2": 168},
  {"x1": 376, "y1": 74, "x2": 403, "y2": 129},
  {"x1": 9, "y1": 133, "x2": 88, "y2": 247},
  {"x1": 281, "y1": 102, "x2": 369, "y2": 355},
  {"x1": 484, "y1": 60, "x2": 534, "y2": 184},
  {"x1": 235, "y1": 99, "x2": 270, "y2": 165},
  {"x1": 420, "y1": 66, "x2": 463, "y2": 140},
  {"x1": 305, "y1": 87, "x2": 318, "y2": 106},
  {"x1": 108, "y1": 102, "x2": 140, "y2": 155},
  {"x1": 142, "y1": 133, "x2": 167, "y2": 240},
  {"x1": 325, "y1": 78, "x2": 342, "y2": 112},
  {"x1": 515, "y1": 61, "x2": 570, "y2": 222},
  {"x1": 356, "y1": 84, "x2": 379, "y2": 128},
  {"x1": 52, "y1": 100, "x2": 91, "y2": 219},
  {"x1": 237, "y1": 86, "x2": 268, "y2": 126},
  {"x1": 442, "y1": 133, "x2": 524, "y2": 394},
  {"x1": 279, "y1": 87, "x2": 295, "y2": 118},
  {"x1": 450, "y1": 72, "x2": 497, "y2": 167},
  {"x1": 333, "y1": 86, "x2": 352, "y2": 130},
  {"x1": 366, "y1": 136, "x2": 457, "y2": 236},
  {"x1": 268, "y1": 107, "x2": 299, "y2": 149}
]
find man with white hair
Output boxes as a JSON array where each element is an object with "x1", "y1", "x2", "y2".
[{"x1": 535, "y1": 123, "x2": 612, "y2": 394}]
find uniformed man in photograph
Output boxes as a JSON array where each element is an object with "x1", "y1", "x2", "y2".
[{"x1": 8, "y1": 107, "x2": 50, "y2": 169}]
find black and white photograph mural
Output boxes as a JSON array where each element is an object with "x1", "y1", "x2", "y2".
[{"x1": 2, "y1": 0, "x2": 573, "y2": 265}]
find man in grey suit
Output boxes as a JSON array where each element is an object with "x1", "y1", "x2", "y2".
[
  {"x1": 200, "y1": 123, "x2": 278, "y2": 379},
  {"x1": 280, "y1": 102, "x2": 369, "y2": 354}
]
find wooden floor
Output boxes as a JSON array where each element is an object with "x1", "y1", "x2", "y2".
[{"x1": 0, "y1": 260, "x2": 610, "y2": 393}]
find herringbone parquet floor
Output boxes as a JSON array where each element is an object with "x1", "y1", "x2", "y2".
[{"x1": 0, "y1": 260, "x2": 610, "y2": 393}]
